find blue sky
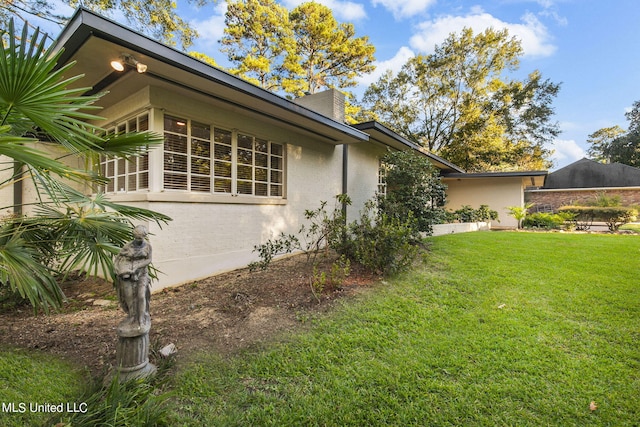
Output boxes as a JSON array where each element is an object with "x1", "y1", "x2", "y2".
[{"x1": 37, "y1": 0, "x2": 640, "y2": 170}]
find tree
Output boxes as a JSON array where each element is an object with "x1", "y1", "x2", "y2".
[
  {"x1": 360, "y1": 27, "x2": 560, "y2": 172},
  {"x1": 0, "y1": 21, "x2": 171, "y2": 312},
  {"x1": 189, "y1": 51, "x2": 219, "y2": 67},
  {"x1": 221, "y1": 1, "x2": 375, "y2": 96},
  {"x1": 378, "y1": 150, "x2": 447, "y2": 234},
  {"x1": 1, "y1": 0, "x2": 202, "y2": 49},
  {"x1": 285, "y1": 2, "x2": 375, "y2": 96},
  {"x1": 586, "y1": 126, "x2": 626, "y2": 163},
  {"x1": 220, "y1": 0, "x2": 295, "y2": 91},
  {"x1": 587, "y1": 101, "x2": 640, "y2": 166}
]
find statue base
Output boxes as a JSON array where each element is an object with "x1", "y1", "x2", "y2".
[{"x1": 115, "y1": 329, "x2": 156, "y2": 382}]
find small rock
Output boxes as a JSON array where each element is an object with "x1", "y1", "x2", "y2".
[
  {"x1": 93, "y1": 299, "x2": 113, "y2": 307},
  {"x1": 78, "y1": 293, "x2": 96, "y2": 299},
  {"x1": 159, "y1": 343, "x2": 177, "y2": 358}
]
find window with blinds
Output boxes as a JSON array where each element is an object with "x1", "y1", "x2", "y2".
[{"x1": 163, "y1": 115, "x2": 284, "y2": 197}]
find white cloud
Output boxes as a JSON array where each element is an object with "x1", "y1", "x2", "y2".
[
  {"x1": 281, "y1": 0, "x2": 367, "y2": 21},
  {"x1": 371, "y1": 0, "x2": 437, "y2": 20},
  {"x1": 358, "y1": 46, "x2": 415, "y2": 87},
  {"x1": 546, "y1": 139, "x2": 586, "y2": 169},
  {"x1": 409, "y1": 8, "x2": 556, "y2": 58},
  {"x1": 191, "y1": 2, "x2": 227, "y2": 47}
]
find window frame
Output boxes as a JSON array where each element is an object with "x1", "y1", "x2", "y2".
[
  {"x1": 100, "y1": 112, "x2": 150, "y2": 193},
  {"x1": 377, "y1": 158, "x2": 388, "y2": 197},
  {"x1": 162, "y1": 115, "x2": 285, "y2": 199}
]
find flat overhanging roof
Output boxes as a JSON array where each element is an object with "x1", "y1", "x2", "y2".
[
  {"x1": 442, "y1": 171, "x2": 548, "y2": 179},
  {"x1": 443, "y1": 170, "x2": 548, "y2": 187},
  {"x1": 52, "y1": 8, "x2": 369, "y2": 146},
  {"x1": 352, "y1": 121, "x2": 465, "y2": 173}
]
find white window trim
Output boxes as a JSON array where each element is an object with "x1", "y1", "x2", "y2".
[
  {"x1": 161, "y1": 115, "x2": 286, "y2": 199},
  {"x1": 99, "y1": 109, "x2": 287, "y2": 205},
  {"x1": 100, "y1": 112, "x2": 151, "y2": 193},
  {"x1": 104, "y1": 192, "x2": 287, "y2": 205},
  {"x1": 378, "y1": 158, "x2": 388, "y2": 197}
]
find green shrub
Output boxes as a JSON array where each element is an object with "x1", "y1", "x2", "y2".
[
  {"x1": 588, "y1": 191, "x2": 622, "y2": 207},
  {"x1": 345, "y1": 201, "x2": 420, "y2": 275},
  {"x1": 453, "y1": 205, "x2": 477, "y2": 223},
  {"x1": 249, "y1": 196, "x2": 349, "y2": 271},
  {"x1": 523, "y1": 212, "x2": 565, "y2": 229},
  {"x1": 378, "y1": 150, "x2": 447, "y2": 234},
  {"x1": 507, "y1": 203, "x2": 535, "y2": 229},
  {"x1": 476, "y1": 204, "x2": 499, "y2": 222},
  {"x1": 446, "y1": 205, "x2": 498, "y2": 223},
  {"x1": 248, "y1": 232, "x2": 301, "y2": 271},
  {"x1": 251, "y1": 195, "x2": 422, "y2": 278},
  {"x1": 558, "y1": 206, "x2": 638, "y2": 231}
]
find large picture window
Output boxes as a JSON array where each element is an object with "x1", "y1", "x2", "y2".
[
  {"x1": 164, "y1": 115, "x2": 284, "y2": 197},
  {"x1": 101, "y1": 113, "x2": 149, "y2": 193}
]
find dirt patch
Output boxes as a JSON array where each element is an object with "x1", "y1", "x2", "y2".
[{"x1": 0, "y1": 253, "x2": 378, "y2": 376}]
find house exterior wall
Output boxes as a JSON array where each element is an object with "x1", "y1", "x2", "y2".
[
  {"x1": 345, "y1": 143, "x2": 387, "y2": 222},
  {"x1": 98, "y1": 86, "x2": 381, "y2": 290},
  {"x1": 4, "y1": 143, "x2": 91, "y2": 216},
  {"x1": 0, "y1": 155, "x2": 16, "y2": 216},
  {"x1": 443, "y1": 177, "x2": 525, "y2": 229},
  {"x1": 525, "y1": 187, "x2": 640, "y2": 210}
]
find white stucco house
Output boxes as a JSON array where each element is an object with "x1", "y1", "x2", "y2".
[{"x1": 6, "y1": 8, "x2": 547, "y2": 290}]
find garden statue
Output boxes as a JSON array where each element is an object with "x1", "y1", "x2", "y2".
[
  {"x1": 114, "y1": 225, "x2": 156, "y2": 381},
  {"x1": 115, "y1": 225, "x2": 152, "y2": 334}
]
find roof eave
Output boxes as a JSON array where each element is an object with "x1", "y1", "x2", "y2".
[
  {"x1": 442, "y1": 171, "x2": 548, "y2": 178},
  {"x1": 53, "y1": 8, "x2": 369, "y2": 145},
  {"x1": 352, "y1": 121, "x2": 465, "y2": 173}
]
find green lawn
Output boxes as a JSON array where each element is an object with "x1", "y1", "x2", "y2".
[
  {"x1": 620, "y1": 223, "x2": 640, "y2": 233},
  {"x1": 1, "y1": 232, "x2": 638, "y2": 426},
  {"x1": 171, "y1": 232, "x2": 640, "y2": 426},
  {"x1": 0, "y1": 349, "x2": 83, "y2": 427}
]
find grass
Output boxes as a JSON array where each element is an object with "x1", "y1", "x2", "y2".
[
  {"x1": 1, "y1": 232, "x2": 638, "y2": 426},
  {"x1": 619, "y1": 223, "x2": 640, "y2": 233},
  {"x1": 0, "y1": 349, "x2": 83, "y2": 427},
  {"x1": 171, "y1": 232, "x2": 640, "y2": 426}
]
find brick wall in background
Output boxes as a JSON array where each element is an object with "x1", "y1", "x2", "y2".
[{"x1": 525, "y1": 188, "x2": 640, "y2": 211}]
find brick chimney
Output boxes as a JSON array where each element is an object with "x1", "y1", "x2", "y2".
[{"x1": 293, "y1": 89, "x2": 345, "y2": 123}]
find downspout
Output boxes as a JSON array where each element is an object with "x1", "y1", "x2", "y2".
[{"x1": 342, "y1": 144, "x2": 349, "y2": 218}]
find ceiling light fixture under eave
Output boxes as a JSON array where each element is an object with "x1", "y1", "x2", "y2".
[{"x1": 110, "y1": 53, "x2": 147, "y2": 73}]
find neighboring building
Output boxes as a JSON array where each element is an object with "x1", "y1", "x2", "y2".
[
  {"x1": 526, "y1": 158, "x2": 640, "y2": 210},
  {"x1": 443, "y1": 171, "x2": 547, "y2": 229},
  {"x1": 4, "y1": 8, "x2": 547, "y2": 289}
]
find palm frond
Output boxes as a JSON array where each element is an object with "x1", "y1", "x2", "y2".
[
  {"x1": 0, "y1": 20, "x2": 105, "y2": 152},
  {"x1": 0, "y1": 20, "x2": 173, "y2": 312},
  {"x1": 0, "y1": 225, "x2": 64, "y2": 313},
  {"x1": 0, "y1": 128, "x2": 95, "y2": 191},
  {"x1": 98, "y1": 131, "x2": 164, "y2": 158}
]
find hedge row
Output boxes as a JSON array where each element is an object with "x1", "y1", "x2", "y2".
[{"x1": 557, "y1": 206, "x2": 638, "y2": 231}]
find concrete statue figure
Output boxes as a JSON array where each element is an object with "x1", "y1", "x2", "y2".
[
  {"x1": 113, "y1": 225, "x2": 156, "y2": 381},
  {"x1": 115, "y1": 225, "x2": 152, "y2": 333}
]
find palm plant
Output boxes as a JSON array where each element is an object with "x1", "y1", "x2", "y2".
[
  {"x1": 507, "y1": 202, "x2": 534, "y2": 229},
  {"x1": 0, "y1": 20, "x2": 171, "y2": 312}
]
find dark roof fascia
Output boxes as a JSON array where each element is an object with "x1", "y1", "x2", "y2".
[
  {"x1": 353, "y1": 121, "x2": 465, "y2": 173},
  {"x1": 352, "y1": 121, "x2": 421, "y2": 150},
  {"x1": 52, "y1": 8, "x2": 369, "y2": 144},
  {"x1": 442, "y1": 170, "x2": 548, "y2": 179}
]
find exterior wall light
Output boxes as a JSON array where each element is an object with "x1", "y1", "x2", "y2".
[
  {"x1": 110, "y1": 59, "x2": 125, "y2": 72},
  {"x1": 110, "y1": 54, "x2": 147, "y2": 73}
]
